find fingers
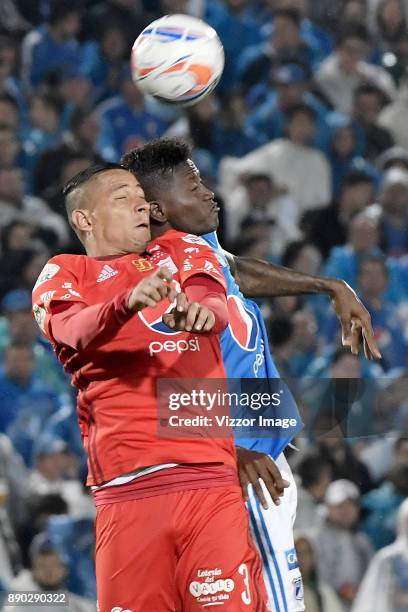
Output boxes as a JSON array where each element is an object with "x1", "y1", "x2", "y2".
[
  {"x1": 155, "y1": 266, "x2": 173, "y2": 283},
  {"x1": 360, "y1": 316, "x2": 382, "y2": 360},
  {"x1": 340, "y1": 314, "x2": 352, "y2": 348},
  {"x1": 185, "y1": 302, "x2": 200, "y2": 332},
  {"x1": 175, "y1": 292, "x2": 188, "y2": 313},
  {"x1": 349, "y1": 319, "x2": 361, "y2": 356}
]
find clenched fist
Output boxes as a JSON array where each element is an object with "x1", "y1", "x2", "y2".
[{"x1": 128, "y1": 266, "x2": 176, "y2": 311}]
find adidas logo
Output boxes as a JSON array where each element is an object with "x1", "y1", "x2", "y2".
[{"x1": 97, "y1": 264, "x2": 118, "y2": 283}]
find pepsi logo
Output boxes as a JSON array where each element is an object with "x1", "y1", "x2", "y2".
[
  {"x1": 138, "y1": 281, "x2": 182, "y2": 335},
  {"x1": 227, "y1": 295, "x2": 259, "y2": 350}
]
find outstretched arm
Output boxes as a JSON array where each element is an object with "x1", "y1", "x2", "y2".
[{"x1": 226, "y1": 253, "x2": 381, "y2": 361}]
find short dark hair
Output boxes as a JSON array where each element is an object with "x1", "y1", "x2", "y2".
[
  {"x1": 0, "y1": 93, "x2": 18, "y2": 111},
  {"x1": 286, "y1": 103, "x2": 315, "y2": 123},
  {"x1": 354, "y1": 82, "x2": 389, "y2": 106},
  {"x1": 342, "y1": 170, "x2": 375, "y2": 190},
  {"x1": 268, "y1": 316, "x2": 293, "y2": 347},
  {"x1": 281, "y1": 239, "x2": 311, "y2": 268},
  {"x1": 357, "y1": 253, "x2": 388, "y2": 276},
  {"x1": 273, "y1": 8, "x2": 302, "y2": 28},
  {"x1": 62, "y1": 162, "x2": 124, "y2": 224},
  {"x1": 121, "y1": 138, "x2": 191, "y2": 201},
  {"x1": 298, "y1": 453, "x2": 332, "y2": 489},
  {"x1": 336, "y1": 22, "x2": 370, "y2": 46},
  {"x1": 62, "y1": 162, "x2": 123, "y2": 198},
  {"x1": 31, "y1": 91, "x2": 64, "y2": 117},
  {"x1": 48, "y1": 0, "x2": 82, "y2": 25}
]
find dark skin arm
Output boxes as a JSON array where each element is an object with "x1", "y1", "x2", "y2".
[{"x1": 226, "y1": 253, "x2": 381, "y2": 361}]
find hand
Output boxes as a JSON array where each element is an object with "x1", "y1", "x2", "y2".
[
  {"x1": 128, "y1": 266, "x2": 175, "y2": 311},
  {"x1": 162, "y1": 292, "x2": 215, "y2": 333},
  {"x1": 329, "y1": 280, "x2": 381, "y2": 360},
  {"x1": 236, "y1": 447, "x2": 290, "y2": 510}
]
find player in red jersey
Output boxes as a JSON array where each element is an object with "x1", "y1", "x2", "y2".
[{"x1": 32, "y1": 163, "x2": 269, "y2": 612}]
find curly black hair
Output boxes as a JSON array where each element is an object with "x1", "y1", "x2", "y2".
[{"x1": 121, "y1": 138, "x2": 191, "y2": 201}]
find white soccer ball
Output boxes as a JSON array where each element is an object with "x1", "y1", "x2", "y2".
[{"x1": 131, "y1": 14, "x2": 225, "y2": 107}]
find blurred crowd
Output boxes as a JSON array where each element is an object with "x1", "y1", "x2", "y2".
[{"x1": 0, "y1": 0, "x2": 407, "y2": 610}]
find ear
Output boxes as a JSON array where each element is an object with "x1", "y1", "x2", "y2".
[
  {"x1": 149, "y1": 200, "x2": 167, "y2": 224},
  {"x1": 71, "y1": 209, "x2": 93, "y2": 234}
]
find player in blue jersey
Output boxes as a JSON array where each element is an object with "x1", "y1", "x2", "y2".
[{"x1": 122, "y1": 139, "x2": 381, "y2": 611}]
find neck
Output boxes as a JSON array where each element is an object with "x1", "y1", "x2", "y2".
[{"x1": 150, "y1": 221, "x2": 172, "y2": 240}]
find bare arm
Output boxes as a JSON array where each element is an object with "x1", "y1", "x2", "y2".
[{"x1": 224, "y1": 253, "x2": 381, "y2": 361}]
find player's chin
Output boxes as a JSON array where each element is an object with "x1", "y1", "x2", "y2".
[{"x1": 133, "y1": 227, "x2": 151, "y2": 251}]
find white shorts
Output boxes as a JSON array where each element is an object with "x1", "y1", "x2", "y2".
[{"x1": 246, "y1": 453, "x2": 305, "y2": 612}]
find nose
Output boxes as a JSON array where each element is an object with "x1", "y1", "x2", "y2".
[
  {"x1": 136, "y1": 200, "x2": 149, "y2": 214},
  {"x1": 203, "y1": 185, "x2": 215, "y2": 200}
]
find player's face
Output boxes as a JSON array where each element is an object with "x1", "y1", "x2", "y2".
[
  {"x1": 162, "y1": 160, "x2": 220, "y2": 235},
  {"x1": 84, "y1": 169, "x2": 150, "y2": 255}
]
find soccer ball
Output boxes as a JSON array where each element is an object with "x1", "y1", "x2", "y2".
[{"x1": 131, "y1": 14, "x2": 225, "y2": 107}]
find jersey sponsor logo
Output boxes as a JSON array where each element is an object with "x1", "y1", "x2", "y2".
[
  {"x1": 33, "y1": 263, "x2": 60, "y2": 290},
  {"x1": 182, "y1": 234, "x2": 208, "y2": 246},
  {"x1": 62, "y1": 282, "x2": 72, "y2": 289},
  {"x1": 227, "y1": 295, "x2": 259, "y2": 351},
  {"x1": 293, "y1": 575, "x2": 304, "y2": 601},
  {"x1": 111, "y1": 608, "x2": 133, "y2": 612},
  {"x1": 156, "y1": 255, "x2": 178, "y2": 274},
  {"x1": 33, "y1": 304, "x2": 46, "y2": 331},
  {"x1": 68, "y1": 288, "x2": 81, "y2": 297},
  {"x1": 40, "y1": 290, "x2": 56, "y2": 305},
  {"x1": 184, "y1": 247, "x2": 199, "y2": 254},
  {"x1": 183, "y1": 257, "x2": 193, "y2": 272},
  {"x1": 97, "y1": 264, "x2": 118, "y2": 283},
  {"x1": 132, "y1": 258, "x2": 154, "y2": 272},
  {"x1": 285, "y1": 548, "x2": 299, "y2": 571},
  {"x1": 138, "y1": 281, "x2": 181, "y2": 335},
  {"x1": 189, "y1": 578, "x2": 235, "y2": 598},
  {"x1": 149, "y1": 336, "x2": 200, "y2": 356}
]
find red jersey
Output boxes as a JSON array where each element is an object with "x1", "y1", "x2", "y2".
[{"x1": 32, "y1": 230, "x2": 235, "y2": 486}]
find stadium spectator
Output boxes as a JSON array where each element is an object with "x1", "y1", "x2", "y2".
[
  {"x1": 0, "y1": 94, "x2": 19, "y2": 130},
  {"x1": 245, "y1": 62, "x2": 330, "y2": 149},
  {"x1": 0, "y1": 167, "x2": 68, "y2": 247},
  {"x1": 223, "y1": 172, "x2": 301, "y2": 250},
  {"x1": 316, "y1": 479, "x2": 374, "y2": 606},
  {"x1": 238, "y1": 8, "x2": 319, "y2": 88},
  {"x1": 304, "y1": 169, "x2": 376, "y2": 258},
  {"x1": 22, "y1": 91, "x2": 64, "y2": 174},
  {"x1": 33, "y1": 107, "x2": 102, "y2": 198},
  {"x1": 323, "y1": 211, "x2": 381, "y2": 288},
  {"x1": 318, "y1": 438, "x2": 374, "y2": 494},
  {"x1": 295, "y1": 532, "x2": 345, "y2": 612},
  {"x1": 379, "y1": 73, "x2": 408, "y2": 148},
  {"x1": 352, "y1": 497, "x2": 408, "y2": 612},
  {"x1": 27, "y1": 439, "x2": 91, "y2": 517},
  {"x1": 377, "y1": 167, "x2": 408, "y2": 257},
  {"x1": 0, "y1": 343, "x2": 60, "y2": 452},
  {"x1": 0, "y1": 289, "x2": 67, "y2": 393},
  {"x1": 316, "y1": 22, "x2": 396, "y2": 114},
  {"x1": 97, "y1": 68, "x2": 169, "y2": 160},
  {"x1": 352, "y1": 82, "x2": 394, "y2": 161},
  {"x1": 79, "y1": 24, "x2": 129, "y2": 104},
  {"x1": 362, "y1": 460, "x2": 408, "y2": 549},
  {"x1": 220, "y1": 103, "x2": 332, "y2": 214},
  {"x1": 376, "y1": 144, "x2": 408, "y2": 171},
  {"x1": 295, "y1": 452, "x2": 333, "y2": 530},
  {"x1": 356, "y1": 255, "x2": 407, "y2": 369},
  {"x1": 3, "y1": 533, "x2": 95, "y2": 612},
  {"x1": 20, "y1": 0, "x2": 83, "y2": 90},
  {"x1": 205, "y1": 0, "x2": 259, "y2": 90},
  {"x1": 85, "y1": 0, "x2": 148, "y2": 48},
  {"x1": 0, "y1": 126, "x2": 21, "y2": 169}
]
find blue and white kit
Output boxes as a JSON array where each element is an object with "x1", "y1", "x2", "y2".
[{"x1": 203, "y1": 231, "x2": 305, "y2": 612}]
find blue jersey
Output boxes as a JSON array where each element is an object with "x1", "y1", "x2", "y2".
[{"x1": 203, "y1": 232, "x2": 303, "y2": 458}]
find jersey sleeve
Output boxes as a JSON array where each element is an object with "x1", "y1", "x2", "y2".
[
  {"x1": 171, "y1": 233, "x2": 227, "y2": 290},
  {"x1": 32, "y1": 256, "x2": 86, "y2": 342}
]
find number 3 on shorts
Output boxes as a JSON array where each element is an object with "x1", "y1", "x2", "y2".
[{"x1": 239, "y1": 563, "x2": 252, "y2": 605}]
